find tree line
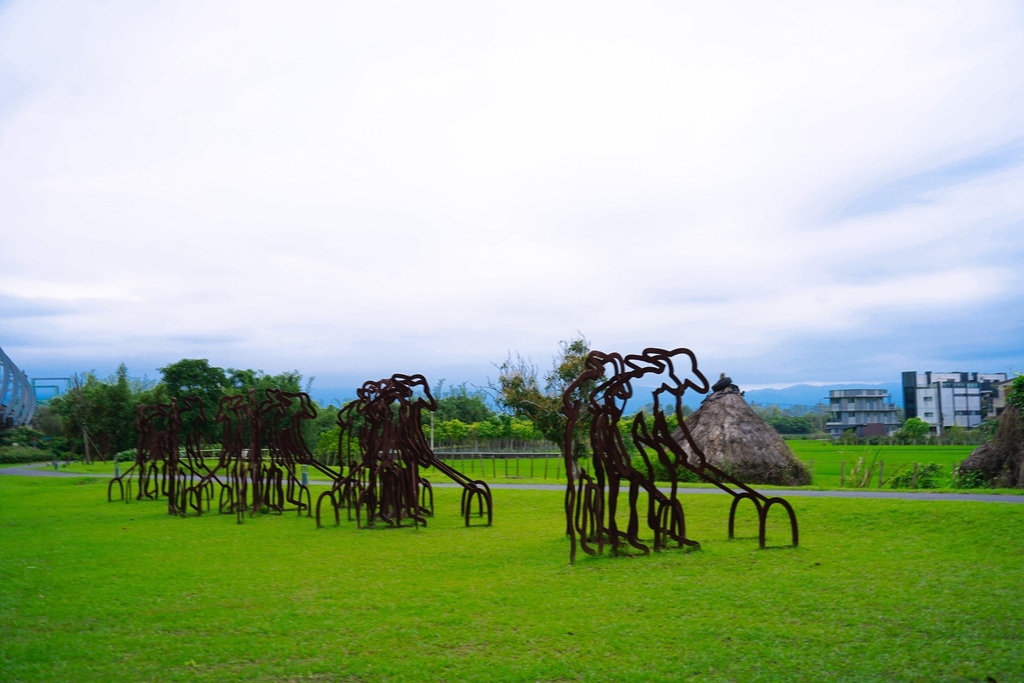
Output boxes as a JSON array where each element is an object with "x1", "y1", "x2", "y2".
[{"x1": 4, "y1": 339, "x2": 1021, "y2": 463}]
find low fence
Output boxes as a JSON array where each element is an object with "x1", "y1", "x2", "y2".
[
  {"x1": 434, "y1": 452, "x2": 563, "y2": 480},
  {"x1": 186, "y1": 449, "x2": 569, "y2": 481}
]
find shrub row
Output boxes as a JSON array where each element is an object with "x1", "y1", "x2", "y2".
[{"x1": 0, "y1": 446, "x2": 55, "y2": 464}]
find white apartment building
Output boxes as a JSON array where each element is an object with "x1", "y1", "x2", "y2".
[{"x1": 901, "y1": 371, "x2": 1007, "y2": 431}]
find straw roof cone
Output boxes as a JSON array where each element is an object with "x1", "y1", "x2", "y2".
[{"x1": 672, "y1": 381, "x2": 811, "y2": 486}]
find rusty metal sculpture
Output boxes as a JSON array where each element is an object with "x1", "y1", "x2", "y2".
[
  {"x1": 109, "y1": 399, "x2": 179, "y2": 505},
  {"x1": 562, "y1": 347, "x2": 798, "y2": 563},
  {"x1": 109, "y1": 378, "x2": 490, "y2": 533},
  {"x1": 108, "y1": 390, "x2": 320, "y2": 524},
  {"x1": 316, "y1": 373, "x2": 492, "y2": 529}
]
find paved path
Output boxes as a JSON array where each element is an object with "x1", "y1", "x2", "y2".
[{"x1": 3, "y1": 463, "x2": 1021, "y2": 503}]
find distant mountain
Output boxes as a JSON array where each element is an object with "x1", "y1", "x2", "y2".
[
  {"x1": 311, "y1": 380, "x2": 906, "y2": 415},
  {"x1": 741, "y1": 382, "x2": 903, "y2": 410}
]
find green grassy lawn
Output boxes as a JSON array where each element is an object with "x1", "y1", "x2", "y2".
[{"x1": 1, "y1": 475, "x2": 1022, "y2": 682}]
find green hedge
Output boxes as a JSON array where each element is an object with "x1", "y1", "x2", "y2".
[{"x1": 0, "y1": 445, "x2": 55, "y2": 464}]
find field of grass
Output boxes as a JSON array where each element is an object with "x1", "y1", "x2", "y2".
[
  {"x1": 787, "y1": 441, "x2": 981, "y2": 489},
  {"x1": 1, "y1": 474, "x2": 1023, "y2": 682}
]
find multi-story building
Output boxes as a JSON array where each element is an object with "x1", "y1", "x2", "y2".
[
  {"x1": 989, "y1": 377, "x2": 1018, "y2": 418},
  {"x1": 826, "y1": 388, "x2": 901, "y2": 438},
  {"x1": 901, "y1": 371, "x2": 1007, "y2": 431}
]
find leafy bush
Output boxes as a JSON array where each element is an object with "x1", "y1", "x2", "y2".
[
  {"x1": 887, "y1": 463, "x2": 944, "y2": 489},
  {"x1": 0, "y1": 445, "x2": 54, "y2": 464},
  {"x1": 952, "y1": 466, "x2": 989, "y2": 490},
  {"x1": 837, "y1": 429, "x2": 861, "y2": 445},
  {"x1": 114, "y1": 449, "x2": 137, "y2": 463},
  {"x1": 0, "y1": 426, "x2": 47, "y2": 448}
]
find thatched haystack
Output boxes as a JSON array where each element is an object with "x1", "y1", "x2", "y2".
[
  {"x1": 673, "y1": 387, "x2": 811, "y2": 486},
  {"x1": 960, "y1": 406, "x2": 1024, "y2": 488}
]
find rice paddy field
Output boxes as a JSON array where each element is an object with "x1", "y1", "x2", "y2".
[
  {"x1": 1, "y1": 469, "x2": 1022, "y2": 682},
  {"x1": 786, "y1": 441, "x2": 980, "y2": 489}
]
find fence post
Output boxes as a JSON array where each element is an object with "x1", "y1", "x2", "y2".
[
  {"x1": 878, "y1": 461, "x2": 884, "y2": 488},
  {"x1": 530, "y1": 456, "x2": 534, "y2": 479},
  {"x1": 544, "y1": 456, "x2": 549, "y2": 479},
  {"x1": 840, "y1": 460, "x2": 844, "y2": 487},
  {"x1": 912, "y1": 462, "x2": 918, "y2": 489}
]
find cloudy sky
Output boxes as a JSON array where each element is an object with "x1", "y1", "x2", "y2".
[{"x1": 1, "y1": 0, "x2": 1022, "y2": 403}]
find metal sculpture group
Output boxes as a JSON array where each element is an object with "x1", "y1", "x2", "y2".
[
  {"x1": 104, "y1": 348, "x2": 797, "y2": 564},
  {"x1": 316, "y1": 373, "x2": 492, "y2": 529},
  {"x1": 561, "y1": 347, "x2": 798, "y2": 563},
  {"x1": 109, "y1": 389, "x2": 317, "y2": 522},
  {"x1": 107, "y1": 374, "x2": 492, "y2": 529}
]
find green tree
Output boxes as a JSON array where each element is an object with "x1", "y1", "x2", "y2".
[
  {"x1": 896, "y1": 416, "x2": 931, "y2": 444},
  {"x1": 433, "y1": 381, "x2": 493, "y2": 424},
  {"x1": 437, "y1": 419, "x2": 470, "y2": 445},
  {"x1": 159, "y1": 359, "x2": 227, "y2": 411},
  {"x1": 1007, "y1": 375, "x2": 1024, "y2": 412},
  {"x1": 476, "y1": 414, "x2": 512, "y2": 445},
  {"x1": 494, "y1": 335, "x2": 598, "y2": 455},
  {"x1": 224, "y1": 368, "x2": 303, "y2": 396},
  {"x1": 302, "y1": 400, "x2": 338, "y2": 454},
  {"x1": 764, "y1": 415, "x2": 813, "y2": 435},
  {"x1": 31, "y1": 404, "x2": 64, "y2": 439},
  {"x1": 158, "y1": 359, "x2": 227, "y2": 443},
  {"x1": 91, "y1": 364, "x2": 136, "y2": 456},
  {"x1": 509, "y1": 418, "x2": 543, "y2": 446},
  {"x1": 940, "y1": 424, "x2": 968, "y2": 445},
  {"x1": 50, "y1": 365, "x2": 142, "y2": 460},
  {"x1": 224, "y1": 367, "x2": 326, "y2": 450}
]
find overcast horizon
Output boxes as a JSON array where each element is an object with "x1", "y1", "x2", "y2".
[{"x1": 2, "y1": 1, "x2": 1022, "y2": 405}]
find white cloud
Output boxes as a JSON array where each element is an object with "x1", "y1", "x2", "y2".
[{"x1": 1, "y1": 0, "x2": 1022, "y2": 387}]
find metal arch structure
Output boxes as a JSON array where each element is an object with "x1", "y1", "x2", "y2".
[
  {"x1": 32, "y1": 377, "x2": 72, "y2": 404},
  {"x1": 0, "y1": 345, "x2": 36, "y2": 429}
]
